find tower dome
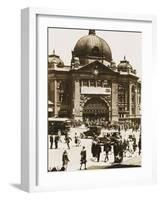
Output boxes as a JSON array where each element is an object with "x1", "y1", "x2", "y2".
[
  {"x1": 117, "y1": 56, "x2": 136, "y2": 74},
  {"x1": 48, "y1": 50, "x2": 64, "y2": 67},
  {"x1": 73, "y1": 30, "x2": 112, "y2": 65}
]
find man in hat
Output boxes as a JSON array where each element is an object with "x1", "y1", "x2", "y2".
[
  {"x1": 80, "y1": 146, "x2": 87, "y2": 170},
  {"x1": 104, "y1": 140, "x2": 111, "y2": 162},
  {"x1": 96, "y1": 142, "x2": 101, "y2": 162},
  {"x1": 49, "y1": 135, "x2": 53, "y2": 149},
  {"x1": 54, "y1": 133, "x2": 59, "y2": 149}
]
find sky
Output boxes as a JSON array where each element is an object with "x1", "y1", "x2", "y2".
[{"x1": 48, "y1": 28, "x2": 142, "y2": 77}]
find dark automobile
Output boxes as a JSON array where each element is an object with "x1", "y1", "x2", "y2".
[
  {"x1": 48, "y1": 117, "x2": 71, "y2": 135},
  {"x1": 81, "y1": 126, "x2": 102, "y2": 139},
  {"x1": 97, "y1": 131, "x2": 121, "y2": 145}
]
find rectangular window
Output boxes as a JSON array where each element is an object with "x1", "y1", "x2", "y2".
[
  {"x1": 83, "y1": 80, "x2": 88, "y2": 86},
  {"x1": 90, "y1": 80, "x2": 95, "y2": 87},
  {"x1": 97, "y1": 80, "x2": 102, "y2": 87},
  {"x1": 103, "y1": 80, "x2": 108, "y2": 87}
]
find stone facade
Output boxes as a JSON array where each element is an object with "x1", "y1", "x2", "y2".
[{"x1": 48, "y1": 30, "x2": 141, "y2": 123}]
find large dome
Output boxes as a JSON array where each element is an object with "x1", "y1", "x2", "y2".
[{"x1": 73, "y1": 30, "x2": 112, "y2": 63}]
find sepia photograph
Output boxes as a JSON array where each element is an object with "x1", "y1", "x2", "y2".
[{"x1": 47, "y1": 28, "x2": 142, "y2": 172}]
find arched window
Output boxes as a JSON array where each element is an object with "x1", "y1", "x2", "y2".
[{"x1": 92, "y1": 46, "x2": 99, "y2": 56}]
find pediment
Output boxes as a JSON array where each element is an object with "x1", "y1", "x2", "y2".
[{"x1": 76, "y1": 60, "x2": 118, "y2": 75}]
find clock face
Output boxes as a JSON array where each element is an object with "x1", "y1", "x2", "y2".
[{"x1": 93, "y1": 69, "x2": 99, "y2": 76}]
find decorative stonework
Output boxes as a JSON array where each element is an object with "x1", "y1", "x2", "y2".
[{"x1": 80, "y1": 94, "x2": 111, "y2": 111}]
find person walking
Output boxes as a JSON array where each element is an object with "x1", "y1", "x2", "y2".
[
  {"x1": 96, "y1": 142, "x2": 101, "y2": 162},
  {"x1": 80, "y1": 146, "x2": 87, "y2": 170},
  {"x1": 122, "y1": 139, "x2": 128, "y2": 157},
  {"x1": 54, "y1": 133, "x2": 59, "y2": 149},
  {"x1": 65, "y1": 134, "x2": 72, "y2": 149},
  {"x1": 132, "y1": 135, "x2": 137, "y2": 153},
  {"x1": 91, "y1": 139, "x2": 97, "y2": 158},
  {"x1": 62, "y1": 150, "x2": 70, "y2": 171},
  {"x1": 138, "y1": 136, "x2": 141, "y2": 155},
  {"x1": 128, "y1": 138, "x2": 134, "y2": 156},
  {"x1": 49, "y1": 135, "x2": 53, "y2": 149},
  {"x1": 74, "y1": 133, "x2": 80, "y2": 147},
  {"x1": 118, "y1": 140, "x2": 123, "y2": 162},
  {"x1": 113, "y1": 140, "x2": 120, "y2": 163},
  {"x1": 104, "y1": 141, "x2": 111, "y2": 162}
]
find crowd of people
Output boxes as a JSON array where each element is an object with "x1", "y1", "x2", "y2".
[
  {"x1": 49, "y1": 121, "x2": 141, "y2": 172},
  {"x1": 91, "y1": 132, "x2": 141, "y2": 164},
  {"x1": 70, "y1": 118, "x2": 140, "y2": 132}
]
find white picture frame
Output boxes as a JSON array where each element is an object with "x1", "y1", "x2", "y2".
[{"x1": 21, "y1": 7, "x2": 157, "y2": 192}]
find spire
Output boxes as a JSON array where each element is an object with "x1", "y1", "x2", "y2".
[{"x1": 89, "y1": 29, "x2": 96, "y2": 35}]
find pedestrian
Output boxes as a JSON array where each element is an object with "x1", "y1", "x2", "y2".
[
  {"x1": 50, "y1": 135, "x2": 53, "y2": 149},
  {"x1": 138, "y1": 136, "x2": 141, "y2": 155},
  {"x1": 132, "y1": 135, "x2": 137, "y2": 152},
  {"x1": 118, "y1": 140, "x2": 123, "y2": 162},
  {"x1": 104, "y1": 141, "x2": 111, "y2": 162},
  {"x1": 54, "y1": 133, "x2": 59, "y2": 149},
  {"x1": 62, "y1": 150, "x2": 70, "y2": 171},
  {"x1": 91, "y1": 139, "x2": 97, "y2": 158},
  {"x1": 58, "y1": 129, "x2": 62, "y2": 141},
  {"x1": 96, "y1": 142, "x2": 101, "y2": 162},
  {"x1": 113, "y1": 140, "x2": 120, "y2": 163},
  {"x1": 128, "y1": 138, "x2": 134, "y2": 155},
  {"x1": 80, "y1": 146, "x2": 87, "y2": 170},
  {"x1": 74, "y1": 133, "x2": 80, "y2": 147},
  {"x1": 65, "y1": 134, "x2": 72, "y2": 149},
  {"x1": 122, "y1": 139, "x2": 128, "y2": 157}
]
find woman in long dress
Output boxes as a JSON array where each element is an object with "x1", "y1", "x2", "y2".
[
  {"x1": 128, "y1": 139, "x2": 134, "y2": 156},
  {"x1": 62, "y1": 150, "x2": 70, "y2": 171}
]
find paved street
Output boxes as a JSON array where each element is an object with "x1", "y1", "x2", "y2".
[{"x1": 48, "y1": 127, "x2": 141, "y2": 171}]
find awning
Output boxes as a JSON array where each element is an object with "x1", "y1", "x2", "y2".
[{"x1": 48, "y1": 117, "x2": 70, "y2": 122}]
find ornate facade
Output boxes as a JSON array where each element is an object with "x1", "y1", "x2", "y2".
[{"x1": 48, "y1": 30, "x2": 141, "y2": 123}]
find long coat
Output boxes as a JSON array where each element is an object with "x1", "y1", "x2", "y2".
[
  {"x1": 96, "y1": 144, "x2": 101, "y2": 155},
  {"x1": 91, "y1": 141, "x2": 97, "y2": 157},
  {"x1": 80, "y1": 150, "x2": 87, "y2": 164},
  {"x1": 62, "y1": 153, "x2": 69, "y2": 166}
]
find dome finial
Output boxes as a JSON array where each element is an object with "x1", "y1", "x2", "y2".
[{"x1": 89, "y1": 29, "x2": 96, "y2": 35}]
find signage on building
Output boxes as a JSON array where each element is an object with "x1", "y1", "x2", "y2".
[{"x1": 81, "y1": 87, "x2": 111, "y2": 95}]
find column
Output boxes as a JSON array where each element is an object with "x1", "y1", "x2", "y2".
[
  {"x1": 135, "y1": 88, "x2": 138, "y2": 116},
  {"x1": 129, "y1": 83, "x2": 132, "y2": 117},
  {"x1": 111, "y1": 82, "x2": 118, "y2": 121},
  {"x1": 125, "y1": 87, "x2": 128, "y2": 111},
  {"x1": 49, "y1": 80, "x2": 57, "y2": 117},
  {"x1": 73, "y1": 80, "x2": 81, "y2": 120},
  {"x1": 54, "y1": 80, "x2": 58, "y2": 117}
]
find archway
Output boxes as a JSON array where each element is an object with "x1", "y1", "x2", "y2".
[{"x1": 83, "y1": 97, "x2": 109, "y2": 122}]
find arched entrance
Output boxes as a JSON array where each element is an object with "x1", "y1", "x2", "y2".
[{"x1": 83, "y1": 97, "x2": 109, "y2": 122}]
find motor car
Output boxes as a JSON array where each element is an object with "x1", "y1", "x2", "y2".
[
  {"x1": 48, "y1": 117, "x2": 71, "y2": 135},
  {"x1": 82, "y1": 126, "x2": 101, "y2": 139}
]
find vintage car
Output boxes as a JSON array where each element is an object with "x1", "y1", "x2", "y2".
[
  {"x1": 48, "y1": 117, "x2": 71, "y2": 135},
  {"x1": 97, "y1": 131, "x2": 121, "y2": 145},
  {"x1": 81, "y1": 126, "x2": 102, "y2": 139}
]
